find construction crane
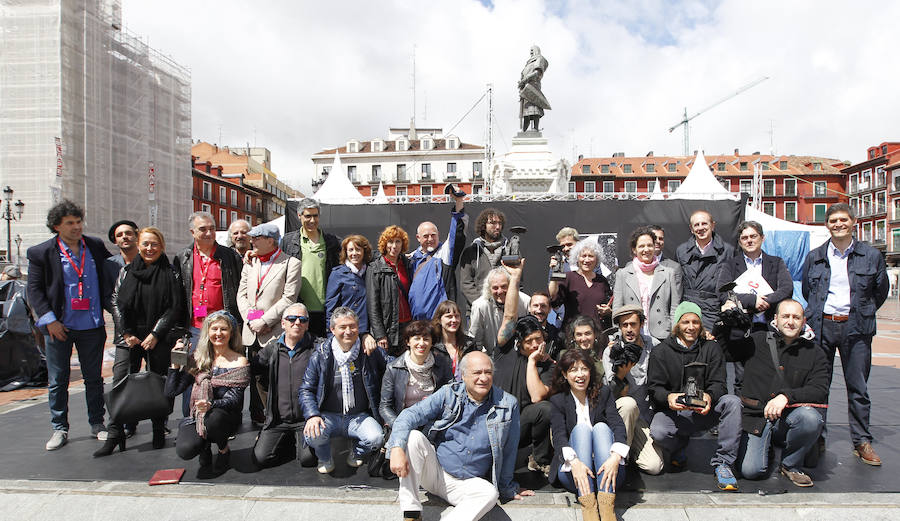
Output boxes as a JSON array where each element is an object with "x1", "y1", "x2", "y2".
[{"x1": 668, "y1": 76, "x2": 769, "y2": 156}]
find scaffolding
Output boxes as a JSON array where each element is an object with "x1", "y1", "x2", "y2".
[{"x1": 0, "y1": 0, "x2": 192, "y2": 253}]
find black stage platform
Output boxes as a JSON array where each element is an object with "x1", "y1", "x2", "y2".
[{"x1": 1, "y1": 364, "x2": 897, "y2": 494}]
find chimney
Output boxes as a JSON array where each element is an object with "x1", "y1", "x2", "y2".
[
  {"x1": 646, "y1": 151, "x2": 654, "y2": 157},
  {"x1": 578, "y1": 154, "x2": 584, "y2": 161},
  {"x1": 752, "y1": 151, "x2": 760, "y2": 155},
  {"x1": 613, "y1": 152, "x2": 624, "y2": 158},
  {"x1": 734, "y1": 148, "x2": 740, "y2": 156}
]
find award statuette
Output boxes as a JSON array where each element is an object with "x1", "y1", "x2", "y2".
[
  {"x1": 501, "y1": 226, "x2": 527, "y2": 267},
  {"x1": 676, "y1": 361, "x2": 708, "y2": 408},
  {"x1": 547, "y1": 244, "x2": 567, "y2": 281}
]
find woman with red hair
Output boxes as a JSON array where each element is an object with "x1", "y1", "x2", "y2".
[{"x1": 367, "y1": 225, "x2": 412, "y2": 358}]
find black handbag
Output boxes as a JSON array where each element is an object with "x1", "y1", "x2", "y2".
[
  {"x1": 104, "y1": 349, "x2": 170, "y2": 425},
  {"x1": 367, "y1": 426, "x2": 397, "y2": 480}
]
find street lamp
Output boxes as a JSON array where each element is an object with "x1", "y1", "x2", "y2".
[
  {"x1": 2, "y1": 186, "x2": 24, "y2": 264},
  {"x1": 14, "y1": 234, "x2": 22, "y2": 268}
]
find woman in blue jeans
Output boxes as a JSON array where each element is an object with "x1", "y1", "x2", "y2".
[{"x1": 549, "y1": 348, "x2": 628, "y2": 521}]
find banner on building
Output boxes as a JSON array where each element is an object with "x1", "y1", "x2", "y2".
[{"x1": 55, "y1": 137, "x2": 63, "y2": 177}]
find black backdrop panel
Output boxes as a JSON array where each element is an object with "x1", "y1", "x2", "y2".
[{"x1": 285, "y1": 198, "x2": 746, "y2": 296}]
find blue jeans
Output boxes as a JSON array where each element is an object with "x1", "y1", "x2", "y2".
[
  {"x1": 557, "y1": 423, "x2": 622, "y2": 494},
  {"x1": 650, "y1": 394, "x2": 742, "y2": 468},
  {"x1": 44, "y1": 327, "x2": 107, "y2": 431},
  {"x1": 739, "y1": 406, "x2": 824, "y2": 478},
  {"x1": 820, "y1": 319, "x2": 873, "y2": 445},
  {"x1": 181, "y1": 326, "x2": 201, "y2": 417},
  {"x1": 304, "y1": 411, "x2": 384, "y2": 463}
]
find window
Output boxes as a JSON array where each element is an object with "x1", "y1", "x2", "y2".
[
  {"x1": 784, "y1": 179, "x2": 796, "y2": 197},
  {"x1": 862, "y1": 222, "x2": 872, "y2": 242},
  {"x1": 473, "y1": 162, "x2": 483, "y2": 178},
  {"x1": 218, "y1": 209, "x2": 227, "y2": 228},
  {"x1": 876, "y1": 220, "x2": 886, "y2": 242},
  {"x1": 220, "y1": 186, "x2": 226, "y2": 203},
  {"x1": 717, "y1": 162, "x2": 726, "y2": 172},
  {"x1": 646, "y1": 163, "x2": 655, "y2": 173},
  {"x1": 202, "y1": 181, "x2": 211, "y2": 200},
  {"x1": 347, "y1": 165, "x2": 357, "y2": 183},
  {"x1": 779, "y1": 160, "x2": 788, "y2": 170},
  {"x1": 473, "y1": 184, "x2": 483, "y2": 194},
  {"x1": 623, "y1": 164, "x2": 632, "y2": 174},
  {"x1": 245, "y1": 195, "x2": 251, "y2": 210},
  {"x1": 421, "y1": 163, "x2": 431, "y2": 179},
  {"x1": 372, "y1": 164, "x2": 382, "y2": 181},
  {"x1": 397, "y1": 164, "x2": 407, "y2": 182},
  {"x1": 850, "y1": 174, "x2": 859, "y2": 193},
  {"x1": 603, "y1": 181, "x2": 615, "y2": 192},
  {"x1": 447, "y1": 163, "x2": 457, "y2": 176},
  {"x1": 876, "y1": 191, "x2": 886, "y2": 213},
  {"x1": 761, "y1": 161, "x2": 770, "y2": 171},
  {"x1": 667, "y1": 180, "x2": 681, "y2": 192},
  {"x1": 763, "y1": 202, "x2": 775, "y2": 216},
  {"x1": 813, "y1": 162, "x2": 822, "y2": 171},
  {"x1": 420, "y1": 185, "x2": 432, "y2": 196},
  {"x1": 893, "y1": 229, "x2": 900, "y2": 252},
  {"x1": 396, "y1": 186, "x2": 407, "y2": 197},
  {"x1": 719, "y1": 179, "x2": 731, "y2": 191},
  {"x1": 601, "y1": 164, "x2": 610, "y2": 174},
  {"x1": 584, "y1": 181, "x2": 596, "y2": 192},
  {"x1": 863, "y1": 194, "x2": 872, "y2": 216},
  {"x1": 667, "y1": 163, "x2": 677, "y2": 173},
  {"x1": 568, "y1": 182, "x2": 576, "y2": 193},
  {"x1": 648, "y1": 180, "x2": 657, "y2": 192},
  {"x1": 740, "y1": 161, "x2": 748, "y2": 171},
  {"x1": 245, "y1": 214, "x2": 252, "y2": 224},
  {"x1": 581, "y1": 164, "x2": 591, "y2": 174},
  {"x1": 861, "y1": 169, "x2": 871, "y2": 190},
  {"x1": 784, "y1": 201, "x2": 797, "y2": 221},
  {"x1": 814, "y1": 204, "x2": 827, "y2": 223},
  {"x1": 740, "y1": 180, "x2": 752, "y2": 193},
  {"x1": 625, "y1": 181, "x2": 637, "y2": 193},
  {"x1": 230, "y1": 211, "x2": 237, "y2": 223},
  {"x1": 814, "y1": 181, "x2": 827, "y2": 197},
  {"x1": 876, "y1": 166, "x2": 886, "y2": 187},
  {"x1": 762, "y1": 179, "x2": 775, "y2": 197},
  {"x1": 894, "y1": 198, "x2": 900, "y2": 220},
  {"x1": 201, "y1": 203, "x2": 211, "y2": 213}
]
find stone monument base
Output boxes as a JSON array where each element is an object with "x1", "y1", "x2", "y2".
[{"x1": 490, "y1": 133, "x2": 568, "y2": 194}]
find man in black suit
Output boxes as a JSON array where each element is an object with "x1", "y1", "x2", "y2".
[
  {"x1": 27, "y1": 200, "x2": 115, "y2": 451},
  {"x1": 716, "y1": 221, "x2": 793, "y2": 393}
]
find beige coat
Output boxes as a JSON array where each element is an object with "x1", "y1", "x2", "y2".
[{"x1": 237, "y1": 251, "x2": 302, "y2": 348}]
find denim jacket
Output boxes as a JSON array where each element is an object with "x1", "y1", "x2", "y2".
[{"x1": 387, "y1": 381, "x2": 520, "y2": 499}]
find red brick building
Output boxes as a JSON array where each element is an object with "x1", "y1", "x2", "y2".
[
  {"x1": 569, "y1": 151, "x2": 848, "y2": 224},
  {"x1": 842, "y1": 142, "x2": 900, "y2": 263},
  {"x1": 191, "y1": 156, "x2": 266, "y2": 231}
]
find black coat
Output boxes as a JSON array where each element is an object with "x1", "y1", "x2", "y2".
[
  {"x1": 26, "y1": 234, "x2": 115, "y2": 321},
  {"x1": 366, "y1": 253, "x2": 412, "y2": 351},
  {"x1": 675, "y1": 233, "x2": 734, "y2": 330},
  {"x1": 548, "y1": 388, "x2": 627, "y2": 487},
  {"x1": 646, "y1": 335, "x2": 727, "y2": 411},
  {"x1": 110, "y1": 259, "x2": 184, "y2": 345},
  {"x1": 716, "y1": 252, "x2": 793, "y2": 323},
  {"x1": 379, "y1": 353, "x2": 453, "y2": 426},
  {"x1": 724, "y1": 329, "x2": 829, "y2": 435},
  {"x1": 173, "y1": 243, "x2": 243, "y2": 328},
  {"x1": 252, "y1": 333, "x2": 320, "y2": 429}
]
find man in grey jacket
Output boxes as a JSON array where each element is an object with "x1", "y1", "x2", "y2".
[{"x1": 459, "y1": 208, "x2": 509, "y2": 319}]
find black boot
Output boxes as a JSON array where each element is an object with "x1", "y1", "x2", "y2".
[
  {"x1": 152, "y1": 428, "x2": 166, "y2": 449},
  {"x1": 213, "y1": 449, "x2": 231, "y2": 473},
  {"x1": 93, "y1": 436, "x2": 126, "y2": 458},
  {"x1": 199, "y1": 445, "x2": 213, "y2": 468}
]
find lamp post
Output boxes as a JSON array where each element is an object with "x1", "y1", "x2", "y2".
[
  {"x1": 15, "y1": 234, "x2": 22, "y2": 268},
  {"x1": 2, "y1": 186, "x2": 25, "y2": 264}
]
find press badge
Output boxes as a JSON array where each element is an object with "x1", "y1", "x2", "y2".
[
  {"x1": 71, "y1": 298, "x2": 91, "y2": 310},
  {"x1": 248, "y1": 309, "x2": 264, "y2": 321},
  {"x1": 193, "y1": 304, "x2": 208, "y2": 317}
]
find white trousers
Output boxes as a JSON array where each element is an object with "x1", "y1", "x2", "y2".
[
  {"x1": 398, "y1": 430, "x2": 500, "y2": 521},
  {"x1": 617, "y1": 396, "x2": 664, "y2": 475}
]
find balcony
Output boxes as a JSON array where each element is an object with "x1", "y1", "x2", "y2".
[
  {"x1": 368, "y1": 176, "x2": 381, "y2": 185},
  {"x1": 892, "y1": 180, "x2": 900, "y2": 195},
  {"x1": 420, "y1": 174, "x2": 432, "y2": 182},
  {"x1": 395, "y1": 175, "x2": 410, "y2": 184}
]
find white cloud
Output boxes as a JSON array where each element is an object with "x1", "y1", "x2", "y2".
[{"x1": 121, "y1": 0, "x2": 900, "y2": 193}]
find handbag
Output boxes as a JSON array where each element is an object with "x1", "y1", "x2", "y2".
[
  {"x1": 105, "y1": 348, "x2": 170, "y2": 425},
  {"x1": 367, "y1": 425, "x2": 397, "y2": 480}
]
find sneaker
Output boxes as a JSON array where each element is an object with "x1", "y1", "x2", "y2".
[
  {"x1": 780, "y1": 465, "x2": 814, "y2": 487},
  {"x1": 91, "y1": 423, "x2": 109, "y2": 441},
  {"x1": 715, "y1": 464, "x2": 738, "y2": 491},
  {"x1": 317, "y1": 459, "x2": 335, "y2": 474},
  {"x1": 346, "y1": 453, "x2": 364, "y2": 468},
  {"x1": 45, "y1": 430, "x2": 68, "y2": 451}
]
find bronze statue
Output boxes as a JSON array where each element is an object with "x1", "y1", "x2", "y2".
[{"x1": 518, "y1": 45, "x2": 551, "y2": 133}]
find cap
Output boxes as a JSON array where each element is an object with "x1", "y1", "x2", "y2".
[
  {"x1": 612, "y1": 304, "x2": 645, "y2": 324},
  {"x1": 108, "y1": 220, "x2": 138, "y2": 244},
  {"x1": 2, "y1": 265, "x2": 21, "y2": 279},
  {"x1": 249, "y1": 223, "x2": 280, "y2": 242},
  {"x1": 673, "y1": 301, "x2": 703, "y2": 325}
]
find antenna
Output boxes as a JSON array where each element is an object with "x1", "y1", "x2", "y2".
[
  {"x1": 485, "y1": 83, "x2": 493, "y2": 194},
  {"x1": 411, "y1": 45, "x2": 416, "y2": 125}
]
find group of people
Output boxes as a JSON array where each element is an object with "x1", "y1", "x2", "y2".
[{"x1": 25, "y1": 195, "x2": 888, "y2": 521}]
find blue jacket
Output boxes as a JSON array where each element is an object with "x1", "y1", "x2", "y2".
[
  {"x1": 298, "y1": 336, "x2": 386, "y2": 423},
  {"x1": 408, "y1": 208, "x2": 467, "y2": 320},
  {"x1": 325, "y1": 264, "x2": 369, "y2": 334},
  {"x1": 802, "y1": 239, "x2": 889, "y2": 338},
  {"x1": 387, "y1": 381, "x2": 520, "y2": 499}
]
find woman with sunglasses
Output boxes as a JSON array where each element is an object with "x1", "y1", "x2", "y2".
[{"x1": 166, "y1": 310, "x2": 250, "y2": 474}]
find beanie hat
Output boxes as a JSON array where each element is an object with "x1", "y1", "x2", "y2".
[{"x1": 673, "y1": 301, "x2": 702, "y2": 325}]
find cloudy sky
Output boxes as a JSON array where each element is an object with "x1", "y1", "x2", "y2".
[{"x1": 122, "y1": 0, "x2": 899, "y2": 194}]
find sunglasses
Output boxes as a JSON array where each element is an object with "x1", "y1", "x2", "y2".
[{"x1": 284, "y1": 315, "x2": 309, "y2": 324}]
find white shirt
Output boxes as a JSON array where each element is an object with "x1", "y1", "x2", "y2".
[
  {"x1": 743, "y1": 253, "x2": 765, "y2": 323},
  {"x1": 823, "y1": 240, "x2": 853, "y2": 315},
  {"x1": 560, "y1": 391, "x2": 630, "y2": 470}
]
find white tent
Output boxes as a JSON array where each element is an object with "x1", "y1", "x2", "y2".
[
  {"x1": 650, "y1": 177, "x2": 664, "y2": 200},
  {"x1": 669, "y1": 150, "x2": 740, "y2": 201},
  {"x1": 313, "y1": 151, "x2": 367, "y2": 205},
  {"x1": 745, "y1": 206, "x2": 829, "y2": 249},
  {"x1": 373, "y1": 181, "x2": 389, "y2": 204}
]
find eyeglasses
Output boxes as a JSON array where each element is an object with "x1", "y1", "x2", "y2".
[{"x1": 284, "y1": 315, "x2": 309, "y2": 323}]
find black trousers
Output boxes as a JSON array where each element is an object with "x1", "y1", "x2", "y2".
[
  {"x1": 245, "y1": 341, "x2": 265, "y2": 421},
  {"x1": 519, "y1": 400, "x2": 553, "y2": 466},
  {"x1": 108, "y1": 342, "x2": 173, "y2": 439},
  {"x1": 252, "y1": 420, "x2": 304, "y2": 467},
  {"x1": 175, "y1": 408, "x2": 241, "y2": 460}
]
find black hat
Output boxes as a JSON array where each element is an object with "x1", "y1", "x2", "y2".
[{"x1": 108, "y1": 220, "x2": 139, "y2": 244}]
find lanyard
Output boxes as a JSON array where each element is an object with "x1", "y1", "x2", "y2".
[
  {"x1": 255, "y1": 249, "x2": 281, "y2": 301},
  {"x1": 59, "y1": 237, "x2": 86, "y2": 298},
  {"x1": 195, "y1": 244, "x2": 215, "y2": 305}
]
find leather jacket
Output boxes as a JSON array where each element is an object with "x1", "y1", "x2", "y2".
[
  {"x1": 110, "y1": 258, "x2": 184, "y2": 345},
  {"x1": 173, "y1": 243, "x2": 243, "y2": 329}
]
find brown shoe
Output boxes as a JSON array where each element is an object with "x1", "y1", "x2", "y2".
[
  {"x1": 854, "y1": 442, "x2": 882, "y2": 466},
  {"x1": 779, "y1": 465, "x2": 814, "y2": 487}
]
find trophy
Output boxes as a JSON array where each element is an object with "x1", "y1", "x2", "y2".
[
  {"x1": 443, "y1": 183, "x2": 466, "y2": 198},
  {"x1": 547, "y1": 244, "x2": 567, "y2": 281},
  {"x1": 170, "y1": 332, "x2": 190, "y2": 367},
  {"x1": 676, "y1": 361, "x2": 708, "y2": 408},
  {"x1": 501, "y1": 226, "x2": 527, "y2": 267}
]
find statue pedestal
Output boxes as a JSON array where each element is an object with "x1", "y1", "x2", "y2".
[{"x1": 490, "y1": 133, "x2": 569, "y2": 194}]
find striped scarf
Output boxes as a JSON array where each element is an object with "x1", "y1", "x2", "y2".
[
  {"x1": 331, "y1": 337, "x2": 361, "y2": 414},
  {"x1": 190, "y1": 365, "x2": 250, "y2": 438}
]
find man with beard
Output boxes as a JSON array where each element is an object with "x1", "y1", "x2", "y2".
[
  {"x1": 108, "y1": 220, "x2": 139, "y2": 268},
  {"x1": 467, "y1": 266, "x2": 528, "y2": 354},
  {"x1": 459, "y1": 208, "x2": 509, "y2": 319},
  {"x1": 228, "y1": 219, "x2": 252, "y2": 257}
]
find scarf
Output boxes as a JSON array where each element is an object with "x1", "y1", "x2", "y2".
[
  {"x1": 632, "y1": 255, "x2": 660, "y2": 274},
  {"x1": 346, "y1": 259, "x2": 366, "y2": 277},
  {"x1": 190, "y1": 365, "x2": 250, "y2": 438},
  {"x1": 481, "y1": 238, "x2": 505, "y2": 267},
  {"x1": 117, "y1": 254, "x2": 176, "y2": 335},
  {"x1": 331, "y1": 336, "x2": 361, "y2": 413},
  {"x1": 404, "y1": 350, "x2": 436, "y2": 392},
  {"x1": 257, "y1": 248, "x2": 280, "y2": 263}
]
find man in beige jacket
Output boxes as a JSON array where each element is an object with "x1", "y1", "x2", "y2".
[{"x1": 238, "y1": 223, "x2": 302, "y2": 424}]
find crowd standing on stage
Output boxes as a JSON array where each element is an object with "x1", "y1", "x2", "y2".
[{"x1": 25, "y1": 196, "x2": 889, "y2": 521}]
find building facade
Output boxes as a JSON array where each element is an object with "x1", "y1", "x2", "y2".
[
  {"x1": 191, "y1": 157, "x2": 266, "y2": 231},
  {"x1": 1, "y1": 0, "x2": 192, "y2": 253},
  {"x1": 569, "y1": 150, "x2": 848, "y2": 224},
  {"x1": 310, "y1": 126, "x2": 486, "y2": 200},
  {"x1": 843, "y1": 142, "x2": 900, "y2": 264}
]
